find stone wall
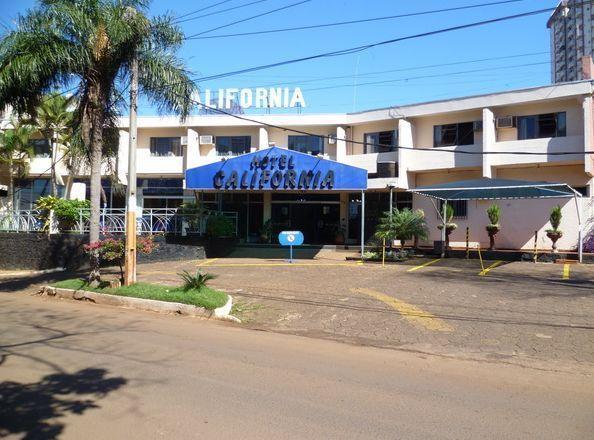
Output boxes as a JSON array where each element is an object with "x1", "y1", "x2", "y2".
[{"x1": 0, "y1": 233, "x2": 88, "y2": 270}]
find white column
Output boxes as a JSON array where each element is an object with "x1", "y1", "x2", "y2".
[
  {"x1": 397, "y1": 119, "x2": 413, "y2": 189},
  {"x1": 582, "y1": 96, "x2": 593, "y2": 176},
  {"x1": 186, "y1": 128, "x2": 200, "y2": 170},
  {"x1": 336, "y1": 126, "x2": 347, "y2": 162},
  {"x1": 482, "y1": 108, "x2": 495, "y2": 178},
  {"x1": 117, "y1": 129, "x2": 130, "y2": 186},
  {"x1": 258, "y1": 127, "x2": 269, "y2": 150}
]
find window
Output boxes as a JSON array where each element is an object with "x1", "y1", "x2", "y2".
[
  {"x1": 573, "y1": 186, "x2": 589, "y2": 197},
  {"x1": 364, "y1": 130, "x2": 397, "y2": 153},
  {"x1": 439, "y1": 200, "x2": 468, "y2": 219},
  {"x1": 30, "y1": 139, "x2": 51, "y2": 157},
  {"x1": 14, "y1": 178, "x2": 63, "y2": 209},
  {"x1": 288, "y1": 135, "x2": 324, "y2": 155},
  {"x1": 216, "y1": 136, "x2": 251, "y2": 156},
  {"x1": 394, "y1": 192, "x2": 413, "y2": 210},
  {"x1": 516, "y1": 112, "x2": 566, "y2": 140},
  {"x1": 434, "y1": 122, "x2": 474, "y2": 148},
  {"x1": 150, "y1": 137, "x2": 182, "y2": 157},
  {"x1": 137, "y1": 178, "x2": 183, "y2": 196}
]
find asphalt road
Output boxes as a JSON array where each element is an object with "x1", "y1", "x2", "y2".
[{"x1": 1, "y1": 292, "x2": 593, "y2": 439}]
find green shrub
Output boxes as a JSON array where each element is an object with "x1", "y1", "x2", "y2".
[
  {"x1": 206, "y1": 214, "x2": 235, "y2": 238},
  {"x1": 178, "y1": 270, "x2": 217, "y2": 291},
  {"x1": 486, "y1": 204, "x2": 501, "y2": 226},
  {"x1": 35, "y1": 196, "x2": 90, "y2": 231},
  {"x1": 549, "y1": 205, "x2": 562, "y2": 232},
  {"x1": 177, "y1": 201, "x2": 206, "y2": 230}
]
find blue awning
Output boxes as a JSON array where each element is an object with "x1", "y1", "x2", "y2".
[
  {"x1": 185, "y1": 147, "x2": 368, "y2": 191},
  {"x1": 408, "y1": 178, "x2": 578, "y2": 201}
]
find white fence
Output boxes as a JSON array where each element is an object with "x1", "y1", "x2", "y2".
[{"x1": 0, "y1": 208, "x2": 238, "y2": 235}]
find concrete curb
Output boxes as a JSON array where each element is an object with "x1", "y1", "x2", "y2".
[{"x1": 40, "y1": 286, "x2": 240, "y2": 322}]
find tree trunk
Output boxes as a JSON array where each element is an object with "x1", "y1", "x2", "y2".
[
  {"x1": 7, "y1": 158, "x2": 14, "y2": 210},
  {"x1": 50, "y1": 135, "x2": 57, "y2": 197},
  {"x1": 83, "y1": 82, "x2": 106, "y2": 284}
]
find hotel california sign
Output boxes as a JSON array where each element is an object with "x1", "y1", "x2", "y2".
[{"x1": 194, "y1": 87, "x2": 306, "y2": 110}]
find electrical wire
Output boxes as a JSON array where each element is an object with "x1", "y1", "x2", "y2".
[
  {"x1": 188, "y1": 6, "x2": 562, "y2": 82},
  {"x1": 185, "y1": 0, "x2": 311, "y2": 38},
  {"x1": 174, "y1": 0, "x2": 237, "y2": 22},
  {"x1": 188, "y1": 0, "x2": 529, "y2": 39},
  {"x1": 175, "y1": 0, "x2": 270, "y2": 24}
]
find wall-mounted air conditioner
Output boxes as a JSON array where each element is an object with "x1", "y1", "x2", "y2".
[
  {"x1": 496, "y1": 116, "x2": 516, "y2": 129},
  {"x1": 199, "y1": 135, "x2": 214, "y2": 145},
  {"x1": 180, "y1": 136, "x2": 188, "y2": 145},
  {"x1": 328, "y1": 134, "x2": 336, "y2": 144}
]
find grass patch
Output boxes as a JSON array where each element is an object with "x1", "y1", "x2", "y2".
[{"x1": 52, "y1": 278, "x2": 228, "y2": 310}]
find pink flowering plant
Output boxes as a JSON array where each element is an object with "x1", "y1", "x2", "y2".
[{"x1": 84, "y1": 235, "x2": 158, "y2": 282}]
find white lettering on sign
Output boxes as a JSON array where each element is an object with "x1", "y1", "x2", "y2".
[{"x1": 194, "y1": 88, "x2": 306, "y2": 110}]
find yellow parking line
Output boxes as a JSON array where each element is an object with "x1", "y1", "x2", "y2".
[
  {"x1": 407, "y1": 258, "x2": 441, "y2": 272},
  {"x1": 562, "y1": 263, "x2": 570, "y2": 280},
  {"x1": 197, "y1": 258, "x2": 219, "y2": 267},
  {"x1": 478, "y1": 260, "x2": 503, "y2": 276},
  {"x1": 201, "y1": 262, "x2": 362, "y2": 268},
  {"x1": 352, "y1": 288, "x2": 453, "y2": 332}
]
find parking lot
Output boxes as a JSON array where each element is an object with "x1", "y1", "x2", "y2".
[{"x1": 135, "y1": 252, "x2": 594, "y2": 372}]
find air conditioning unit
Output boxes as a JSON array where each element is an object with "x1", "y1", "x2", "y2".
[
  {"x1": 199, "y1": 135, "x2": 214, "y2": 145},
  {"x1": 496, "y1": 116, "x2": 516, "y2": 129},
  {"x1": 473, "y1": 120, "x2": 483, "y2": 131},
  {"x1": 180, "y1": 136, "x2": 188, "y2": 146},
  {"x1": 328, "y1": 134, "x2": 336, "y2": 144}
]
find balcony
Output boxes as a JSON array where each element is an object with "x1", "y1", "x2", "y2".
[
  {"x1": 407, "y1": 144, "x2": 482, "y2": 172},
  {"x1": 342, "y1": 151, "x2": 397, "y2": 175},
  {"x1": 136, "y1": 149, "x2": 184, "y2": 174},
  {"x1": 491, "y1": 135, "x2": 584, "y2": 167}
]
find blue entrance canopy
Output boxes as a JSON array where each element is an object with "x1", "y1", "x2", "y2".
[{"x1": 185, "y1": 146, "x2": 367, "y2": 191}]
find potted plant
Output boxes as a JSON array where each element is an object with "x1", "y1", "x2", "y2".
[
  {"x1": 177, "y1": 201, "x2": 206, "y2": 233},
  {"x1": 375, "y1": 208, "x2": 428, "y2": 251},
  {"x1": 485, "y1": 204, "x2": 501, "y2": 250},
  {"x1": 546, "y1": 205, "x2": 563, "y2": 252},
  {"x1": 437, "y1": 204, "x2": 457, "y2": 251},
  {"x1": 259, "y1": 219, "x2": 272, "y2": 243}
]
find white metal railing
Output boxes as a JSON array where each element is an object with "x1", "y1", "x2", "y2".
[{"x1": 0, "y1": 208, "x2": 238, "y2": 236}]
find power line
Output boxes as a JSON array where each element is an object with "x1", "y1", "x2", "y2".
[
  {"x1": 303, "y1": 61, "x2": 550, "y2": 92},
  {"x1": 189, "y1": 6, "x2": 559, "y2": 82},
  {"x1": 174, "y1": 0, "x2": 237, "y2": 22},
  {"x1": 214, "y1": 51, "x2": 549, "y2": 88},
  {"x1": 175, "y1": 0, "x2": 270, "y2": 24},
  {"x1": 188, "y1": 0, "x2": 529, "y2": 40},
  {"x1": 186, "y1": 0, "x2": 311, "y2": 38}
]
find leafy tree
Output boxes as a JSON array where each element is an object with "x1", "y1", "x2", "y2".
[
  {"x1": 0, "y1": 119, "x2": 35, "y2": 209},
  {"x1": 375, "y1": 208, "x2": 428, "y2": 250},
  {"x1": 0, "y1": 0, "x2": 195, "y2": 282},
  {"x1": 27, "y1": 93, "x2": 75, "y2": 197}
]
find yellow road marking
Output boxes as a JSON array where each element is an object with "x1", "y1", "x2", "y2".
[
  {"x1": 197, "y1": 258, "x2": 219, "y2": 267},
  {"x1": 478, "y1": 260, "x2": 503, "y2": 276},
  {"x1": 352, "y1": 288, "x2": 453, "y2": 332},
  {"x1": 562, "y1": 263, "x2": 570, "y2": 280},
  {"x1": 407, "y1": 258, "x2": 441, "y2": 272},
  {"x1": 199, "y1": 262, "x2": 362, "y2": 268}
]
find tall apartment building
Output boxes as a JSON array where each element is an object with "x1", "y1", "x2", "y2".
[{"x1": 548, "y1": 0, "x2": 594, "y2": 83}]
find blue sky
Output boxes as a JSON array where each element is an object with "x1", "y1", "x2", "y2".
[{"x1": 2, "y1": 0, "x2": 558, "y2": 115}]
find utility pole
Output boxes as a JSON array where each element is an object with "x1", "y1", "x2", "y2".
[{"x1": 124, "y1": 55, "x2": 138, "y2": 286}]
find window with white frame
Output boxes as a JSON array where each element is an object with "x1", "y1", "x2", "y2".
[
  {"x1": 364, "y1": 130, "x2": 397, "y2": 153},
  {"x1": 150, "y1": 137, "x2": 182, "y2": 157},
  {"x1": 433, "y1": 122, "x2": 474, "y2": 148},
  {"x1": 215, "y1": 136, "x2": 251, "y2": 156}
]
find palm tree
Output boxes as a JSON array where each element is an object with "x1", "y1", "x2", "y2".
[
  {"x1": 375, "y1": 208, "x2": 428, "y2": 250},
  {"x1": 0, "y1": 119, "x2": 35, "y2": 209},
  {"x1": 29, "y1": 93, "x2": 75, "y2": 197},
  {"x1": 0, "y1": 0, "x2": 195, "y2": 282}
]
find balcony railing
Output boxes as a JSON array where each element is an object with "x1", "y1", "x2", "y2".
[{"x1": 0, "y1": 208, "x2": 238, "y2": 236}]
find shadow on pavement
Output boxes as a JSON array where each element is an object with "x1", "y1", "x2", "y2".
[{"x1": 0, "y1": 368, "x2": 126, "y2": 440}]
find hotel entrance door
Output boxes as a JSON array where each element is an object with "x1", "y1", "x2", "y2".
[{"x1": 271, "y1": 194, "x2": 340, "y2": 244}]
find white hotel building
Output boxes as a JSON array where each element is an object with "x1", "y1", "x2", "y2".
[{"x1": 4, "y1": 81, "x2": 594, "y2": 251}]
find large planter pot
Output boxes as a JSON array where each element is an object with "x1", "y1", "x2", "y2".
[
  {"x1": 203, "y1": 237, "x2": 238, "y2": 258},
  {"x1": 486, "y1": 225, "x2": 500, "y2": 251},
  {"x1": 546, "y1": 230, "x2": 563, "y2": 253}
]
